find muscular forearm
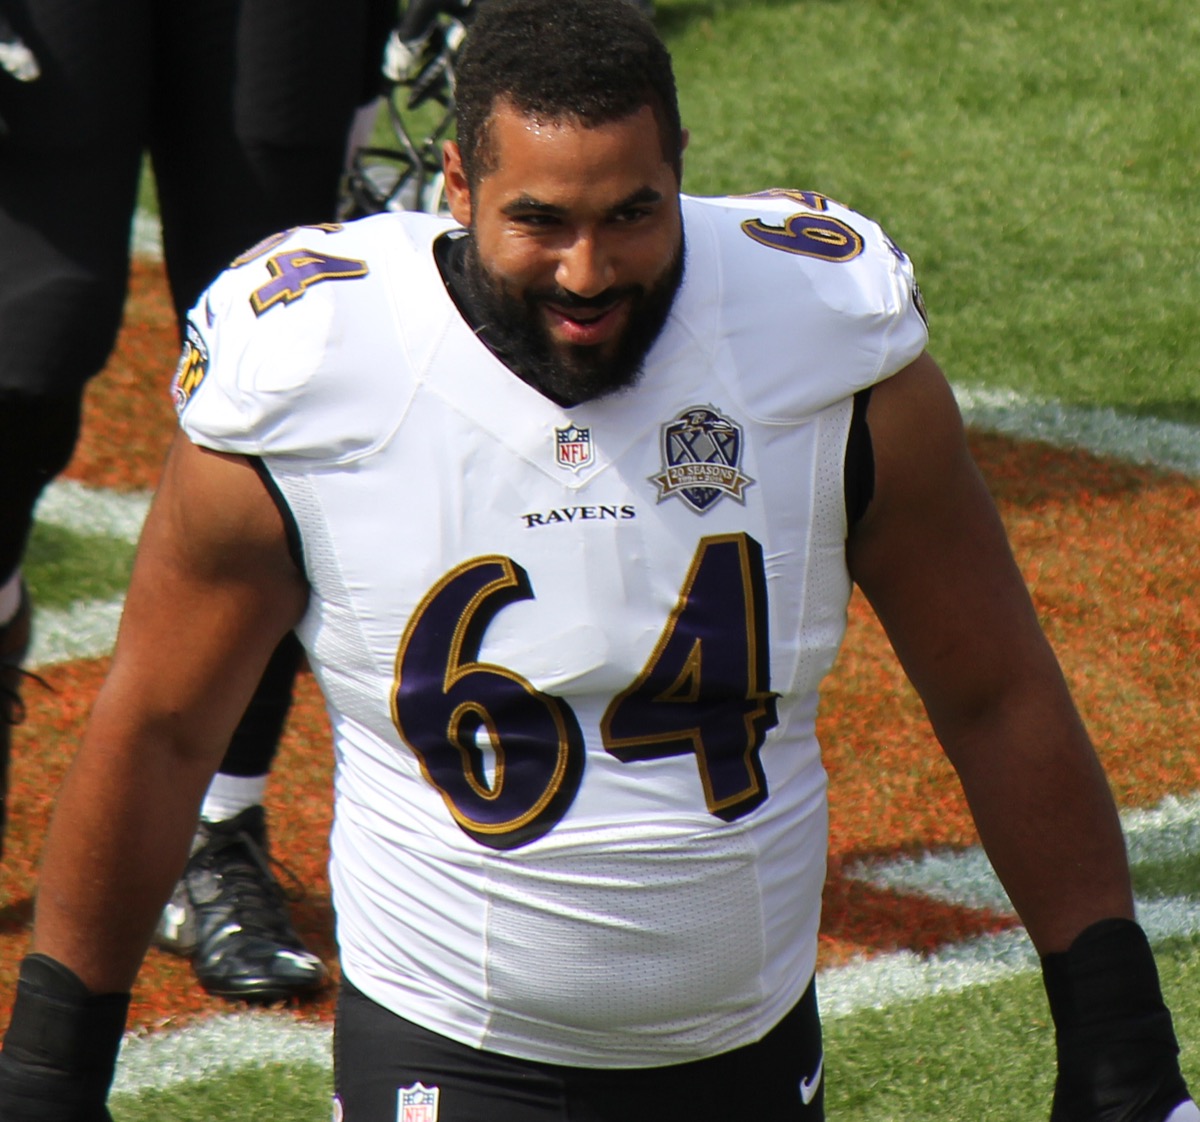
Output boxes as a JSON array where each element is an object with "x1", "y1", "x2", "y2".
[
  {"x1": 936, "y1": 676, "x2": 1133, "y2": 954},
  {"x1": 29, "y1": 439, "x2": 308, "y2": 993},
  {"x1": 31, "y1": 695, "x2": 219, "y2": 994}
]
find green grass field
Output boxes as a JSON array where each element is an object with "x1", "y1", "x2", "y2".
[
  {"x1": 17, "y1": 0, "x2": 1200, "y2": 1118},
  {"x1": 665, "y1": 0, "x2": 1200, "y2": 422}
]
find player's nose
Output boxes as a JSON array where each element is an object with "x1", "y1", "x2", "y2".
[{"x1": 555, "y1": 231, "x2": 616, "y2": 299}]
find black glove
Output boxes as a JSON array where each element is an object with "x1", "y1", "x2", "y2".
[
  {"x1": 0, "y1": 955, "x2": 129, "y2": 1122},
  {"x1": 1043, "y1": 917, "x2": 1196, "y2": 1122}
]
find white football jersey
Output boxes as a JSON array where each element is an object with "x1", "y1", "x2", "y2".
[{"x1": 174, "y1": 191, "x2": 928, "y2": 1066}]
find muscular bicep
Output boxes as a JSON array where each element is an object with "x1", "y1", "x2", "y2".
[
  {"x1": 99, "y1": 431, "x2": 308, "y2": 764},
  {"x1": 845, "y1": 352, "x2": 1068, "y2": 738}
]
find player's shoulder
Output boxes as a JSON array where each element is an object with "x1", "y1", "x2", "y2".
[
  {"x1": 682, "y1": 189, "x2": 919, "y2": 306},
  {"x1": 174, "y1": 212, "x2": 459, "y2": 462},
  {"x1": 198, "y1": 212, "x2": 455, "y2": 336},
  {"x1": 673, "y1": 191, "x2": 929, "y2": 418}
]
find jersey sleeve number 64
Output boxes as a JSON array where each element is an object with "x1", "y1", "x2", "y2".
[{"x1": 390, "y1": 533, "x2": 779, "y2": 849}]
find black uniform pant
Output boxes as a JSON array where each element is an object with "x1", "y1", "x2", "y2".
[
  {"x1": 334, "y1": 977, "x2": 826, "y2": 1121},
  {"x1": 0, "y1": 0, "x2": 391, "y2": 773}
]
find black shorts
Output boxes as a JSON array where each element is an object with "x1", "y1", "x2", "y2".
[{"x1": 334, "y1": 978, "x2": 826, "y2": 1122}]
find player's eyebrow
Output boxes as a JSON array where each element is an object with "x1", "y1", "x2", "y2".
[
  {"x1": 501, "y1": 186, "x2": 665, "y2": 219},
  {"x1": 607, "y1": 186, "x2": 664, "y2": 214},
  {"x1": 501, "y1": 195, "x2": 564, "y2": 217}
]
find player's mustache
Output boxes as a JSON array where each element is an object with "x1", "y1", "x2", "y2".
[{"x1": 529, "y1": 284, "x2": 641, "y2": 313}]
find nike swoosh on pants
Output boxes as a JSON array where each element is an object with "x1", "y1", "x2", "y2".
[{"x1": 799, "y1": 1054, "x2": 824, "y2": 1106}]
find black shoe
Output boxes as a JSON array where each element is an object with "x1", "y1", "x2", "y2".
[
  {"x1": 153, "y1": 805, "x2": 328, "y2": 1003},
  {"x1": 0, "y1": 584, "x2": 32, "y2": 860}
]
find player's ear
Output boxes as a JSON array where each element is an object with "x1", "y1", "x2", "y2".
[
  {"x1": 678, "y1": 127, "x2": 689, "y2": 184},
  {"x1": 443, "y1": 140, "x2": 472, "y2": 228}
]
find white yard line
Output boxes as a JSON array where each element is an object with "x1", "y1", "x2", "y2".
[
  {"x1": 826, "y1": 792, "x2": 1200, "y2": 1017},
  {"x1": 818, "y1": 928, "x2": 1038, "y2": 1020},
  {"x1": 818, "y1": 897, "x2": 1200, "y2": 1022},
  {"x1": 111, "y1": 1013, "x2": 333, "y2": 1097},
  {"x1": 26, "y1": 596, "x2": 128, "y2": 668},
  {"x1": 33, "y1": 479, "x2": 151, "y2": 542},
  {"x1": 27, "y1": 481, "x2": 149, "y2": 668},
  {"x1": 954, "y1": 386, "x2": 1200, "y2": 478},
  {"x1": 843, "y1": 791, "x2": 1200, "y2": 914}
]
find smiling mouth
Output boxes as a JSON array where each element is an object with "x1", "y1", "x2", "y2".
[
  {"x1": 543, "y1": 300, "x2": 626, "y2": 344},
  {"x1": 562, "y1": 307, "x2": 610, "y2": 323},
  {"x1": 547, "y1": 299, "x2": 619, "y2": 321}
]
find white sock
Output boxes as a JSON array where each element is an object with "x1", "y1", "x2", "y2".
[
  {"x1": 0, "y1": 573, "x2": 22, "y2": 627},
  {"x1": 200, "y1": 773, "x2": 268, "y2": 823}
]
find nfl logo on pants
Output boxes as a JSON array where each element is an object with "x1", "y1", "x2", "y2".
[{"x1": 398, "y1": 1082, "x2": 440, "y2": 1122}]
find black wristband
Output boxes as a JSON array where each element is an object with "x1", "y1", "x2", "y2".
[
  {"x1": 2, "y1": 954, "x2": 129, "y2": 1085},
  {"x1": 1042, "y1": 918, "x2": 1190, "y2": 1121}
]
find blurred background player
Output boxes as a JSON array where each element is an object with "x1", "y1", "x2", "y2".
[
  {"x1": 381, "y1": 0, "x2": 653, "y2": 89},
  {"x1": 0, "y1": 0, "x2": 394, "y2": 1003},
  {"x1": 346, "y1": 0, "x2": 654, "y2": 218}
]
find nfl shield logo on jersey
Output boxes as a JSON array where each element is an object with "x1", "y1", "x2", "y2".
[
  {"x1": 397, "y1": 1082, "x2": 440, "y2": 1122},
  {"x1": 555, "y1": 423, "x2": 594, "y2": 471},
  {"x1": 650, "y1": 404, "x2": 754, "y2": 514}
]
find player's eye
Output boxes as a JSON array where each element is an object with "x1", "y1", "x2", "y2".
[{"x1": 512, "y1": 211, "x2": 562, "y2": 228}]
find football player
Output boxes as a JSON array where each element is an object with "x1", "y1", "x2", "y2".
[{"x1": 0, "y1": 1, "x2": 1194, "y2": 1118}]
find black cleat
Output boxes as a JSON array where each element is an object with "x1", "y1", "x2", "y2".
[
  {"x1": 153, "y1": 805, "x2": 328, "y2": 1003},
  {"x1": 0, "y1": 584, "x2": 32, "y2": 859}
]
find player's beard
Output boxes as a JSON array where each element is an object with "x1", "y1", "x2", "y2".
[{"x1": 463, "y1": 236, "x2": 686, "y2": 406}]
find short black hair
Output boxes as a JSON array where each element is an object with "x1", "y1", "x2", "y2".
[{"x1": 454, "y1": 0, "x2": 682, "y2": 184}]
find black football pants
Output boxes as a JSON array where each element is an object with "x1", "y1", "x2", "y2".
[{"x1": 334, "y1": 977, "x2": 826, "y2": 1121}]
